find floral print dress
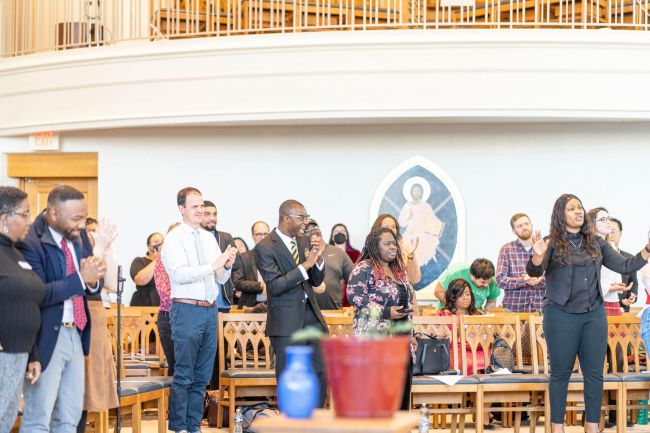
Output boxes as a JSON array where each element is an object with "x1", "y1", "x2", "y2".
[{"x1": 347, "y1": 260, "x2": 416, "y2": 358}]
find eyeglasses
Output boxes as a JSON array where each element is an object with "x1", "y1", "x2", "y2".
[
  {"x1": 595, "y1": 217, "x2": 612, "y2": 223},
  {"x1": 287, "y1": 214, "x2": 310, "y2": 222},
  {"x1": 253, "y1": 232, "x2": 269, "y2": 237},
  {"x1": 11, "y1": 210, "x2": 30, "y2": 220}
]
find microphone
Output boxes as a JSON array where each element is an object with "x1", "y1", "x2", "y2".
[{"x1": 117, "y1": 265, "x2": 126, "y2": 283}]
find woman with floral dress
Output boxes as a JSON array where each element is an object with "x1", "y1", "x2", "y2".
[{"x1": 347, "y1": 226, "x2": 416, "y2": 410}]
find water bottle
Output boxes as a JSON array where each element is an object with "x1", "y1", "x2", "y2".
[
  {"x1": 638, "y1": 400, "x2": 648, "y2": 425},
  {"x1": 234, "y1": 407, "x2": 244, "y2": 433},
  {"x1": 418, "y1": 404, "x2": 429, "y2": 433}
]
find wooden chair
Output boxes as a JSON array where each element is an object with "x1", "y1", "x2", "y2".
[
  {"x1": 216, "y1": 313, "x2": 276, "y2": 433},
  {"x1": 529, "y1": 315, "x2": 619, "y2": 432},
  {"x1": 325, "y1": 315, "x2": 354, "y2": 337},
  {"x1": 608, "y1": 315, "x2": 648, "y2": 433},
  {"x1": 410, "y1": 315, "x2": 480, "y2": 433},
  {"x1": 466, "y1": 314, "x2": 549, "y2": 433},
  {"x1": 105, "y1": 315, "x2": 170, "y2": 433}
]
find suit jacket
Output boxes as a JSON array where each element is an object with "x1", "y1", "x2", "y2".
[
  {"x1": 17, "y1": 211, "x2": 102, "y2": 371},
  {"x1": 232, "y1": 250, "x2": 264, "y2": 307},
  {"x1": 618, "y1": 249, "x2": 639, "y2": 312},
  {"x1": 208, "y1": 229, "x2": 236, "y2": 305},
  {"x1": 255, "y1": 230, "x2": 327, "y2": 337}
]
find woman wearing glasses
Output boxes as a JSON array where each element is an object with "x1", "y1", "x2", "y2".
[
  {"x1": 0, "y1": 187, "x2": 45, "y2": 432},
  {"x1": 528, "y1": 194, "x2": 650, "y2": 433},
  {"x1": 588, "y1": 207, "x2": 633, "y2": 316}
]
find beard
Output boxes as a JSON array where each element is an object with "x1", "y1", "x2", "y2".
[{"x1": 518, "y1": 230, "x2": 532, "y2": 241}]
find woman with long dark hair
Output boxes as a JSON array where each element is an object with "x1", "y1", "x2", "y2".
[
  {"x1": 371, "y1": 214, "x2": 422, "y2": 285},
  {"x1": 347, "y1": 226, "x2": 415, "y2": 410},
  {"x1": 527, "y1": 193, "x2": 650, "y2": 433}
]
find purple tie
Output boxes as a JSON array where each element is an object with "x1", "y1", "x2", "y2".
[{"x1": 61, "y1": 238, "x2": 88, "y2": 331}]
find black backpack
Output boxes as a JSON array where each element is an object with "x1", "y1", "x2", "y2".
[
  {"x1": 412, "y1": 334, "x2": 451, "y2": 375},
  {"x1": 240, "y1": 402, "x2": 279, "y2": 432},
  {"x1": 485, "y1": 336, "x2": 515, "y2": 374}
]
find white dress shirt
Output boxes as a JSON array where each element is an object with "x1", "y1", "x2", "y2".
[
  {"x1": 601, "y1": 264, "x2": 623, "y2": 303},
  {"x1": 162, "y1": 222, "x2": 231, "y2": 302},
  {"x1": 48, "y1": 227, "x2": 99, "y2": 322}
]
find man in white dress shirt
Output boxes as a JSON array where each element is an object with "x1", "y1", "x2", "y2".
[{"x1": 162, "y1": 187, "x2": 236, "y2": 433}]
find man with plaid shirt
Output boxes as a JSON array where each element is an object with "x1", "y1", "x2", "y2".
[{"x1": 496, "y1": 213, "x2": 546, "y2": 312}]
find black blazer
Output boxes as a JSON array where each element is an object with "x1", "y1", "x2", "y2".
[
  {"x1": 17, "y1": 211, "x2": 103, "y2": 371},
  {"x1": 255, "y1": 230, "x2": 327, "y2": 337},
  {"x1": 232, "y1": 250, "x2": 263, "y2": 308},
  {"x1": 208, "y1": 229, "x2": 236, "y2": 305},
  {"x1": 527, "y1": 236, "x2": 646, "y2": 308},
  {"x1": 618, "y1": 249, "x2": 639, "y2": 312}
]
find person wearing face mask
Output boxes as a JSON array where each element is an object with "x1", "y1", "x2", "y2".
[
  {"x1": 527, "y1": 194, "x2": 650, "y2": 433},
  {"x1": 329, "y1": 224, "x2": 360, "y2": 308},
  {"x1": 0, "y1": 187, "x2": 45, "y2": 433},
  {"x1": 305, "y1": 220, "x2": 353, "y2": 311},
  {"x1": 329, "y1": 223, "x2": 361, "y2": 263}
]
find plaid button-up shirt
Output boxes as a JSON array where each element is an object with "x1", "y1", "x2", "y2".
[{"x1": 496, "y1": 239, "x2": 546, "y2": 312}]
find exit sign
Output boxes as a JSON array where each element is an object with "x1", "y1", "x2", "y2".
[{"x1": 29, "y1": 132, "x2": 60, "y2": 151}]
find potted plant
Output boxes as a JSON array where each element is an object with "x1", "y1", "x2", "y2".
[{"x1": 290, "y1": 306, "x2": 412, "y2": 418}]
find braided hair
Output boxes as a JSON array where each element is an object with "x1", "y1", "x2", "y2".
[{"x1": 359, "y1": 227, "x2": 408, "y2": 285}]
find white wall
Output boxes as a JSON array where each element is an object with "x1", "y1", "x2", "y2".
[{"x1": 1, "y1": 121, "x2": 649, "y2": 304}]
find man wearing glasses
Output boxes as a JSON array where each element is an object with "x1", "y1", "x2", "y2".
[{"x1": 254, "y1": 200, "x2": 329, "y2": 407}]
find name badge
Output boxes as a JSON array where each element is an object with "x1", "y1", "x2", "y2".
[{"x1": 18, "y1": 261, "x2": 33, "y2": 270}]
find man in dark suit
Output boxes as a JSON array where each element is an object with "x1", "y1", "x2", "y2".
[
  {"x1": 255, "y1": 200, "x2": 329, "y2": 407},
  {"x1": 201, "y1": 200, "x2": 236, "y2": 311},
  {"x1": 233, "y1": 221, "x2": 270, "y2": 308},
  {"x1": 610, "y1": 218, "x2": 639, "y2": 312},
  {"x1": 18, "y1": 185, "x2": 106, "y2": 433}
]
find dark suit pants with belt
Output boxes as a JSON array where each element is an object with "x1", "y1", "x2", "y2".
[
  {"x1": 169, "y1": 302, "x2": 218, "y2": 432},
  {"x1": 269, "y1": 300, "x2": 328, "y2": 408}
]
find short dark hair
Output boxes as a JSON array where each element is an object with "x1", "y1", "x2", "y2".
[
  {"x1": 610, "y1": 217, "x2": 622, "y2": 232},
  {"x1": 279, "y1": 199, "x2": 304, "y2": 218},
  {"x1": 509, "y1": 213, "x2": 529, "y2": 229},
  {"x1": 0, "y1": 186, "x2": 28, "y2": 217},
  {"x1": 177, "y1": 187, "x2": 202, "y2": 206},
  {"x1": 250, "y1": 221, "x2": 270, "y2": 235},
  {"x1": 47, "y1": 185, "x2": 84, "y2": 207},
  {"x1": 469, "y1": 258, "x2": 495, "y2": 280},
  {"x1": 233, "y1": 237, "x2": 249, "y2": 252},
  {"x1": 203, "y1": 200, "x2": 216, "y2": 209},
  {"x1": 85, "y1": 217, "x2": 98, "y2": 226}
]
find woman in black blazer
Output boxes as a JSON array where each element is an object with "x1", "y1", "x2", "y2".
[
  {"x1": 0, "y1": 187, "x2": 45, "y2": 432},
  {"x1": 527, "y1": 193, "x2": 650, "y2": 433}
]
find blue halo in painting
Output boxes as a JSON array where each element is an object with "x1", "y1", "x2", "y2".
[{"x1": 375, "y1": 162, "x2": 461, "y2": 291}]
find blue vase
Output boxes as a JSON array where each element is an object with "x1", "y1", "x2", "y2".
[{"x1": 277, "y1": 345, "x2": 319, "y2": 419}]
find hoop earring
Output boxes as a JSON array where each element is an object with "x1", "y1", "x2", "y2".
[{"x1": 2, "y1": 226, "x2": 8, "y2": 234}]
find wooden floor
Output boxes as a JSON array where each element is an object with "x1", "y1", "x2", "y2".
[{"x1": 130, "y1": 419, "x2": 650, "y2": 432}]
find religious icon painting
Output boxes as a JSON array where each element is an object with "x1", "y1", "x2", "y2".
[{"x1": 369, "y1": 156, "x2": 466, "y2": 300}]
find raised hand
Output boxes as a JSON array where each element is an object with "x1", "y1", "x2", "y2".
[
  {"x1": 92, "y1": 219, "x2": 118, "y2": 255},
  {"x1": 80, "y1": 256, "x2": 107, "y2": 284},
  {"x1": 531, "y1": 230, "x2": 549, "y2": 257},
  {"x1": 303, "y1": 247, "x2": 319, "y2": 270}
]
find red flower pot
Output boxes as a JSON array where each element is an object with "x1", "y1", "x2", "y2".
[{"x1": 322, "y1": 336, "x2": 410, "y2": 418}]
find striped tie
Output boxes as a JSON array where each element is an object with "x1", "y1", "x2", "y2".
[{"x1": 290, "y1": 240, "x2": 300, "y2": 265}]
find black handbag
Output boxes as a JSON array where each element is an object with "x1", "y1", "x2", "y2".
[{"x1": 412, "y1": 333, "x2": 451, "y2": 375}]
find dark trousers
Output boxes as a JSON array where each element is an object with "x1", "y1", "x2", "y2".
[
  {"x1": 209, "y1": 307, "x2": 231, "y2": 390},
  {"x1": 269, "y1": 302, "x2": 327, "y2": 408},
  {"x1": 169, "y1": 302, "x2": 218, "y2": 432},
  {"x1": 400, "y1": 354, "x2": 413, "y2": 411},
  {"x1": 544, "y1": 303, "x2": 607, "y2": 424},
  {"x1": 158, "y1": 311, "x2": 175, "y2": 377}
]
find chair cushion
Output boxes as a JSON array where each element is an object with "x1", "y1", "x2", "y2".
[
  {"x1": 136, "y1": 376, "x2": 173, "y2": 388},
  {"x1": 221, "y1": 369, "x2": 276, "y2": 379},
  {"x1": 616, "y1": 372, "x2": 650, "y2": 382},
  {"x1": 412, "y1": 375, "x2": 479, "y2": 385},
  {"x1": 566, "y1": 374, "x2": 620, "y2": 383},
  {"x1": 119, "y1": 379, "x2": 163, "y2": 394},
  {"x1": 475, "y1": 374, "x2": 549, "y2": 384},
  {"x1": 125, "y1": 363, "x2": 150, "y2": 370}
]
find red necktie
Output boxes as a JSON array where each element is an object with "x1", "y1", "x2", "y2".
[{"x1": 61, "y1": 238, "x2": 88, "y2": 331}]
